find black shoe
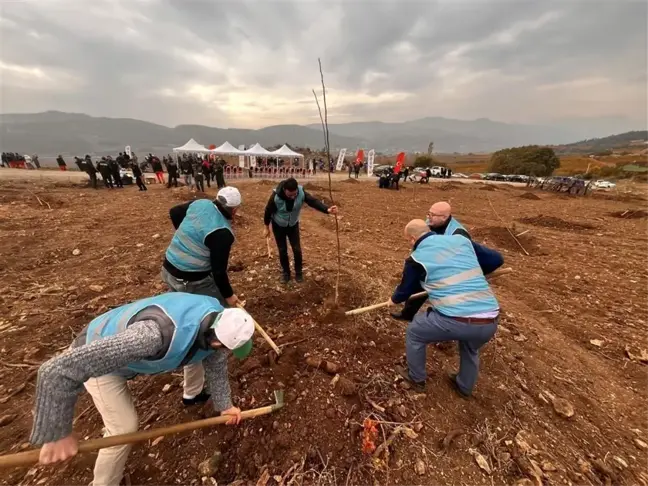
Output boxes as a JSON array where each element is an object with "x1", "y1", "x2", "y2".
[
  {"x1": 281, "y1": 273, "x2": 290, "y2": 283},
  {"x1": 182, "y1": 389, "x2": 211, "y2": 406},
  {"x1": 445, "y1": 372, "x2": 470, "y2": 398},
  {"x1": 395, "y1": 365, "x2": 426, "y2": 392},
  {"x1": 295, "y1": 273, "x2": 304, "y2": 283},
  {"x1": 390, "y1": 311, "x2": 412, "y2": 322}
]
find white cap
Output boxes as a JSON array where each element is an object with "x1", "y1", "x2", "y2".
[
  {"x1": 217, "y1": 187, "x2": 242, "y2": 208},
  {"x1": 213, "y1": 308, "x2": 254, "y2": 358}
]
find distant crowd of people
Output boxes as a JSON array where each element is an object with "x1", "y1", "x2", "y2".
[{"x1": 1, "y1": 152, "x2": 41, "y2": 169}]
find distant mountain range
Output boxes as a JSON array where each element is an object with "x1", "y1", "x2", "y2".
[
  {"x1": 553, "y1": 130, "x2": 647, "y2": 154},
  {"x1": 0, "y1": 111, "x2": 643, "y2": 156}
]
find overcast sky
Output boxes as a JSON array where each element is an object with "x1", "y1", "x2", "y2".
[{"x1": 1, "y1": 0, "x2": 646, "y2": 129}]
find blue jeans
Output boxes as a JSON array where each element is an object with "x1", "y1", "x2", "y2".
[{"x1": 406, "y1": 309, "x2": 498, "y2": 394}]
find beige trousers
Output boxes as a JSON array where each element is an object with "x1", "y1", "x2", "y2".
[{"x1": 84, "y1": 369, "x2": 205, "y2": 485}]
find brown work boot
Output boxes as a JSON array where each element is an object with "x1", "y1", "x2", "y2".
[
  {"x1": 445, "y1": 371, "x2": 470, "y2": 399},
  {"x1": 395, "y1": 365, "x2": 426, "y2": 392}
]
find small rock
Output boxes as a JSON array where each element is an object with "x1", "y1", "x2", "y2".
[
  {"x1": 634, "y1": 438, "x2": 648, "y2": 450},
  {"x1": 613, "y1": 456, "x2": 628, "y2": 469},
  {"x1": 152, "y1": 234, "x2": 160, "y2": 239},
  {"x1": 72, "y1": 248, "x2": 81, "y2": 256},
  {"x1": 162, "y1": 384, "x2": 172, "y2": 393},
  {"x1": 136, "y1": 243, "x2": 144, "y2": 248},
  {"x1": 513, "y1": 479, "x2": 534, "y2": 486},
  {"x1": 397, "y1": 404, "x2": 408, "y2": 419},
  {"x1": 575, "y1": 275, "x2": 581, "y2": 280},
  {"x1": 541, "y1": 460, "x2": 557, "y2": 472},
  {"x1": 513, "y1": 333, "x2": 528, "y2": 342},
  {"x1": 0, "y1": 414, "x2": 16, "y2": 427},
  {"x1": 151, "y1": 436, "x2": 164, "y2": 446},
  {"x1": 272, "y1": 421, "x2": 280, "y2": 430},
  {"x1": 470, "y1": 449, "x2": 491, "y2": 474},
  {"x1": 413, "y1": 422, "x2": 424, "y2": 432},
  {"x1": 552, "y1": 397, "x2": 575, "y2": 418},
  {"x1": 415, "y1": 459, "x2": 426, "y2": 475},
  {"x1": 198, "y1": 451, "x2": 222, "y2": 477},
  {"x1": 325, "y1": 409, "x2": 336, "y2": 419},
  {"x1": 589, "y1": 339, "x2": 604, "y2": 347},
  {"x1": 500, "y1": 452, "x2": 511, "y2": 463},
  {"x1": 89, "y1": 284, "x2": 104, "y2": 293}
]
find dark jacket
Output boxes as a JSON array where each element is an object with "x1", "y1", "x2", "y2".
[
  {"x1": 430, "y1": 217, "x2": 471, "y2": 240},
  {"x1": 164, "y1": 200, "x2": 235, "y2": 299},
  {"x1": 263, "y1": 180, "x2": 329, "y2": 226},
  {"x1": 391, "y1": 232, "x2": 504, "y2": 304}
]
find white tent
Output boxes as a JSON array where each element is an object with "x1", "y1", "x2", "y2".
[
  {"x1": 271, "y1": 144, "x2": 304, "y2": 158},
  {"x1": 211, "y1": 141, "x2": 242, "y2": 155},
  {"x1": 243, "y1": 143, "x2": 272, "y2": 156},
  {"x1": 173, "y1": 138, "x2": 210, "y2": 153}
]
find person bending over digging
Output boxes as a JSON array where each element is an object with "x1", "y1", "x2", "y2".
[
  {"x1": 263, "y1": 177, "x2": 338, "y2": 283},
  {"x1": 29, "y1": 292, "x2": 253, "y2": 485},
  {"x1": 389, "y1": 219, "x2": 500, "y2": 397}
]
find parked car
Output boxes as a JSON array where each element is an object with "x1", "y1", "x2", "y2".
[
  {"x1": 452, "y1": 172, "x2": 469, "y2": 178},
  {"x1": 505, "y1": 174, "x2": 529, "y2": 183},
  {"x1": 468, "y1": 173, "x2": 483, "y2": 179},
  {"x1": 593, "y1": 180, "x2": 616, "y2": 189},
  {"x1": 484, "y1": 173, "x2": 506, "y2": 181},
  {"x1": 372, "y1": 164, "x2": 392, "y2": 176}
]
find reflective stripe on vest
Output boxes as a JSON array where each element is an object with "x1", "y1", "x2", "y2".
[
  {"x1": 411, "y1": 234, "x2": 499, "y2": 317},
  {"x1": 85, "y1": 293, "x2": 223, "y2": 375},
  {"x1": 165, "y1": 199, "x2": 233, "y2": 272},
  {"x1": 444, "y1": 217, "x2": 467, "y2": 236},
  {"x1": 272, "y1": 186, "x2": 305, "y2": 227}
]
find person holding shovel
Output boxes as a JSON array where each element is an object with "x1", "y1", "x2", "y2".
[
  {"x1": 263, "y1": 177, "x2": 338, "y2": 283},
  {"x1": 161, "y1": 187, "x2": 242, "y2": 407},
  {"x1": 29, "y1": 292, "x2": 253, "y2": 484},
  {"x1": 391, "y1": 201, "x2": 472, "y2": 321},
  {"x1": 389, "y1": 219, "x2": 500, "y2": 397}
]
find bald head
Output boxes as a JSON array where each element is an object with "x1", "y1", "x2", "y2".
[
  {"x1": 404, "y1": 219, "x2": 430, "y2": 245},
  {"x1": 427, "y1": 201, "x2": 452, "y2": 229}
]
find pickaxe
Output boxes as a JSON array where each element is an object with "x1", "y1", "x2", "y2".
[{"x1": 0, "y1": 390, "x2": 284, "y2": 469}]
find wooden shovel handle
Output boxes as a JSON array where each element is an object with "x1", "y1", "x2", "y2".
[
  {"x1": 0, "y1": 404, "x2": 280, "y2": 469},
  {"x1": 345, "y1": 267, "x2": 513, "y2": 316},
  {"x1": 236, "y1": 304, "x2": 282, "y2": 356}
]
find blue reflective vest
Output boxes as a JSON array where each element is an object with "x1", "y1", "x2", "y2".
[
  {"x1": 85, "y1": 293, "x2": 223, "y2": 374},
  {"x1": 272, "y1": 186, "x2": 305, "y2": 227},
  {"x1": 411, "y1": 235, "x2": 499, "y2": 317},
  {"x1": 445, "y1": 217, "x2": 467, "y2": 236},
  {"x1": 166, "y1": 199, "x2": 233, "y2": 272}
]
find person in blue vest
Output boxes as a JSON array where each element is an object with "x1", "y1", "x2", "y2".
[
  {"x1": 391, "y1": 201, "x2": 474, "y2": 321},
  {"x1": 426, "y1": 201, "x2": 470, "y2": 238},
  {"x1": 162, "y1": 186, "x2": 242, "y2": 407},
  {"x1": 28, "y1": 292, "x2": 254, "y2": 485},
  {"x1": 263, "y1": 178, "x2": 338, "y2": 283},
  {"x1": 388, "y1": 219, "x2": 500, "y2": 397}
]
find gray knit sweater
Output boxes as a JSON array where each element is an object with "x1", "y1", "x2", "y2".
[{"x1": 30, "y1": 320, "x2": 233, "y2": 445}]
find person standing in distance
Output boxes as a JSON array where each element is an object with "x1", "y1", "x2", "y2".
[
  {"x1": 161, "y1": 186, "x2": 242, "y2": 406},
  {"x1": 263, "y1": 177, "x2": 338, "y2": 283}
]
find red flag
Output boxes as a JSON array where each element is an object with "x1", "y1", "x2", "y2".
[
  {"x1": 356, "y1": 149, "x2": 365, "y2": 164},
  {"x1": 394, "y1": 152, "x2": 405, "y2": 174}
]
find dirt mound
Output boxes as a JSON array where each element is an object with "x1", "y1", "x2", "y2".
[
  {"x1": 519, "y1": 192, "x2": 541, "y2": 200},
  {"x1": 479, "y1": 185, "x2": 497, "y2": 191},
  {"x1": 341, "y1": 178, "x2": 360, "y2": 184},
  {"x1": 436, "y1": 182, "x2": 464, "y2": 191},
  {"x1": 309, "y1": 192, "x2": 339, "y2": 208},
  {"x1": 171, "y1": 188, "x2": 211, "y2": 202},
  {"x1": 609, "y1": 209, "x2": 648, "y2": 219},
  {"x1": 255, "y1": 180, "x2": 277, "y2": 187},
  {"x1": 518, "y1": 215, "x2": 596, "y2": 231},
  {"x1": 303, "y1": 182, "x2": 329, "y2": 192},
  {"x1": 473, "y1": 226, "x2": 544, "y2": 255}
]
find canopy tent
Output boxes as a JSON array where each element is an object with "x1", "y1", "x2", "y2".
[
  {"x1": 243, "y1": 143, "x2": 273, "y2": 156},
  {"x1": 210, "y1": 141, "x2": 242, "y2": 155},
  {"x1": 271, "y1": 144, "x2": 304, "y2": 158},
  {"x1": 172, "y1": 138, "x2": 210, "y2": 153}
]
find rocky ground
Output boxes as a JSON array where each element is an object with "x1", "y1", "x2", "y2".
[{"x1": 0, "y1": 177, "x2": 647, "y2": 485}]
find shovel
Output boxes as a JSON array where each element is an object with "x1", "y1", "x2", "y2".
[
  {"x1": 0, "y1": 390, "x2": 284, "y2": 469},
  {"x1": 346, "y1": 267, "x2": 513, "y2": 316}
]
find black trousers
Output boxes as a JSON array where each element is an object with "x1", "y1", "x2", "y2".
[
  {"x1": 167, "y1": 171, "x2": 178, "y2": 188},
  {"x1": 195, "y1": 174, "x2": 205, "y2": 192},
  {"x1": 112, "y1": 171, "x2": 123, "y2": 188},
  {"x1": 399, "y1": 286, "x2": 427, "y2": 320},
  {"x1": 88, "y1": 171, "x2": 98, "y2": 189},
  {"x1": 204, "y1": 172, "x2": 211, "y2": 188},
  {"x1": 271, "y1": 221, "x2": 302, "y2": 276},
  {"x1": 216, "y1": 172, "x2": 225, "y2": 188},
  {"x1": 100, "y1": 171, "x2": 113, "y2": 188},
  {"x1": 136, "y1": 176, "x2": 147, "y2": 190}
]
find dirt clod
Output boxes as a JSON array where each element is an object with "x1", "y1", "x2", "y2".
[
  {"x1": 519, "y1": 192, "x2": 541, "y2": 200},
  {"x1": 305, "y1": 356, "x2": 341, "y2": 375},
  {"x1": 335, "y1": 376, "x2": 357, "y2": 396}
]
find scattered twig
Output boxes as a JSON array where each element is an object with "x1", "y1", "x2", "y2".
[
  {"x1": 0, "y1": 361, "x2": 38, "y2": 369},
  {"x1": 366, "y1": 398, "x2": 386, "y2": 413},
  {"x1": 515, "y1": 229, "x2": 531, "y2": 237},
  {"x1": 313, "y1": 58, "x2": 341, "y2": 304},
  {"x1": 486, "y1": 195, "x2": 530, "y2": 256},
  {"x1": 73, "y1": 404, "x2": 94, "y2": 425},
  {"x1": 372, "y1": 425, "x2": 404, "y2": 458},
  {"x1": 27, "y1": 190, "x2": 52, "y2": 210}
]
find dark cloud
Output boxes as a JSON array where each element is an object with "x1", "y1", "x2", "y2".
[{"x1": 0, "y1": 0, "x2": 645, "y2": 131}]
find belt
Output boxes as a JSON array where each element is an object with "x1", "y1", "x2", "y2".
[{"x1": 450, "y1": 316, "x2": 497, "y2": 325}]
